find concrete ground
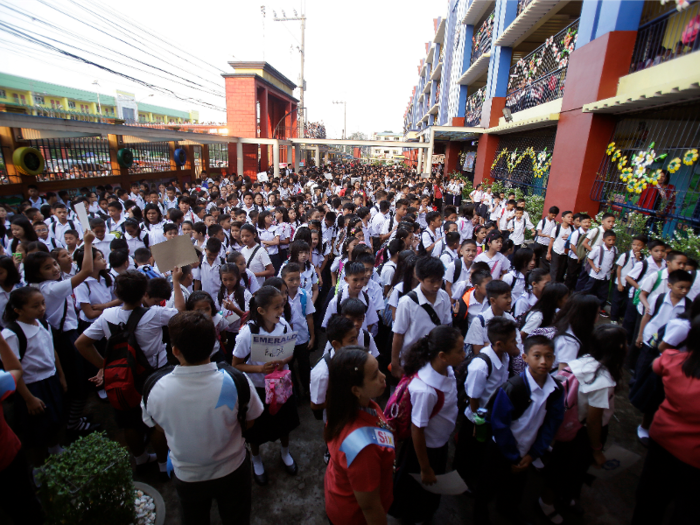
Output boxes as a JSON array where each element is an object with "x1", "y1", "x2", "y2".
[{"x1": 2, "y1": 344, "x2": 658, "y2": 525}]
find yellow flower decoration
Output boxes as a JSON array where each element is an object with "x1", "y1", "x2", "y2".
[
  {"x1": 611, "y1": 150, "x2": 622, "y2": 162},
  {"x1": 683, "y1": 148, "x2": 698, "y2": 165},
  {"x1": 617, "y1": 156, "x2": 627, "y2": 170},
  {"x1": 606, "y1": 142, "x2": 616, "y2": 155},
  {"x1": 667, "y1": 157, "x2": 682, "y2": 173}
]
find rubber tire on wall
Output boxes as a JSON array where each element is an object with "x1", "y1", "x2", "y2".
[
  {"x1": 117, "y1": 148, "x2": 134, "y2": 168},
  {"x1": 174, "y1": 148, "x2": 187, "y2": 167},
  {"x1": 12, "y1": 147, "x2": 45, "y2": 176}
]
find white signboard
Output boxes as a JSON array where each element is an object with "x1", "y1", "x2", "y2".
[
  {"x1": 257, "y1": 172, "x2": 269, "y2": 182},
  {"x1": 251, "y1": 333, "x2": 297, "y2": 362},
  {"x1": 74, "y1": 202, "x2": 90, "y2": 232}
]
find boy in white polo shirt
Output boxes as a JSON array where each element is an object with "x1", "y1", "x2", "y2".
[
  {"x1": 582, "y1": 230, "x2": 617, "y2": 313},
  {"x1": 141, "y1": 311, "x2": 263, "y2": 525}
]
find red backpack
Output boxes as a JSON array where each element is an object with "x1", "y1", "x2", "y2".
[
  {"x1": 383, "y1": 373, "x2": 444, "y2": 441},
  {"x1": 103, "y1": 307, "x2": 153, "y2": 411},
  {"x1": 553, "y1": 366, "x2": 582, "y2": 442}
]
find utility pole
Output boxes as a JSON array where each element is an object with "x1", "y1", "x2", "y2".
[
  {"x1": 92, "y1": 80, "x2": 102, "y2": 120},
  {"x1": 272, "y1": 7, "x2": 305, "y2": 139}
]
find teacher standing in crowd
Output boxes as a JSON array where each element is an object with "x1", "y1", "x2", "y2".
[{"x1": 324, "y1": 349, "x2": 395, "y2": 525}]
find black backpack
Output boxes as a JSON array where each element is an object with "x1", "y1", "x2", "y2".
[
  {"x1": 485, "y1": 371, "x2": 563, "y2": 422},
  {"x1": 407, "y1": 290, "x2": 442, "y2": 325},
  {"x1": 647, "y1": 293, "x2": 692, "y2": 349},
  {"x1": 335, "y1": 288, "x2": 370, "y2": 316},
  {"x1": 142, "y1": 362, "x2": 251, "y2": 428},
  {"x1": 455, "y1": 352, "x2": 493, "y2": 417},
  {"x1": 4, "y1": 319, "x2": 50, "y2": 360}
]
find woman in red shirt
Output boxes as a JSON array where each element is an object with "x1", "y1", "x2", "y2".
[
  {"x1": 324, "y1": 348, "x2": 395, "y2": 525},
  {"x1": 631, "y1": 315, "x2": 700, "y2": 525}
]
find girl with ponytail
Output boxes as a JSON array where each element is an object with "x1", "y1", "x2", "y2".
[{"x1": 389, "y1": 325, "x2": 464, "y2": 524}]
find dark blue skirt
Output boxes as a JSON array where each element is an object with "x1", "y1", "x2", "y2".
[{"x1": 15, "y1": 373, "x2": 64, "y2": 447}]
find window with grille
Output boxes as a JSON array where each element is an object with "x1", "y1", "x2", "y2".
[
  {"x1": 129, "y1": 142, "x2": 173, "y2": 173},
  {"x1": 68, "y1": 101, "x2": 76, "y2": 109},
  {"x1": 209, "y1": 143, "x2": 229, "y2": 168},
  {"x1": 34, "y1": 95, "x2": 45, "y2": 105},
  {"x1": 28, "y1": 137, "x2": 112, "y2": 182},
  {"x1": 0, "y1": 90, "x2": 5, "y2": 99},
  {"x1": 591, "y1": 102, "x2": 700, "y2": 231},
  {"x1": 489, "y1": 128, "x2": 557, "y2": 197}
]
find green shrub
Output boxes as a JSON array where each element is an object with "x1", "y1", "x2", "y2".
[
  {"x1": 37, "y1": 433, "x2": 134, "y2": 525},
  {"x1": 652, "y1": 225, "x2": 700, "y2": 256}
]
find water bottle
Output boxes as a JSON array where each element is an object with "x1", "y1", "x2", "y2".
[{"x1": 474, "y1": 408, "x2": 489, "y2": 443}]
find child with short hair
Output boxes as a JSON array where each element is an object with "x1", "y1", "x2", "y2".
[
  {"x1": 610, "y1": 235, "x2": 646, "y2": 323},
  {"x1": 506, "y1": 207, "x2": 535, "y2": 253},
  {"x1": 474, "y1": 231, "x2": 511, "y2": 280},
  {"x1": 134, "y1": 247, "x2": 162, "y2": 279},
  {"x1": 465, "y1": 279, "x2": 522, "y2": 354},
  {"x1": 63, "y1": 229, "x2": 80, "y2": 259},
  {"x1": 535, "y1": 206, "x2": 560, "y2": 271},
  {"x1": 452, "y1": 268, "x2": 492, "y2": 337},
  {"x1": 565, "y1": 213, "x2": 592, "y2": 290},
  {"x1": 576, "y1": 212, "x2": 615, "y2": 291},
  {"x1": 322, "y1": 262, "x2": 380, "y2": 332},
  {"x1": 444, "y1": 239, "x2": 478, "y2": 300},
  {"x1": 583, "y1": 230, "x2": 618, "y2": 313},
  {"x1": 547, "y1": 210, "x2": 573, "y2": 283}
]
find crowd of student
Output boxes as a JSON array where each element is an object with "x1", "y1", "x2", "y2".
[{"x1": 0, "y1": 165, "x2": 698, "y2": 525}]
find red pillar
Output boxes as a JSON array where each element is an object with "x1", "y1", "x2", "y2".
[
  {"x1": 259, "y1": 87, "x2": 269, "y2": 171},
  {"x1": 545, "y1": 31, "x2": 638, "y2": 215},
  {"x1": 444, "y1": 142, "x2": 461, "y2": 177},
  {"x1": 224, "y1": 76, "x2": 257, "y2": 178},
  {"x1": 473, "y1": 97, "x2": 506, "y2": 186}
]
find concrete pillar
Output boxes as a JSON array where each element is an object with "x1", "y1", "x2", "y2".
[
  {"x1": 314, "y1": 146, "x2": 320, "y2": 167},
  {"x1": 236, "y1": 141, "x2": 243, "y2": 177},
  {"x1": 294, "y1": 145, "x2": 300, "y2": 172},
  {"x1": 424, "y1": 130, "x2": 434, "y2": 175},
  {"x1": 287, "y1": 145, "x2": 293, "y2": 167},
  {"x1": 417, "y1": 136, "x2": 424, "y2": 173},
  {"x1": 273, "y1": 141, "x2": 280, "y2": 178}
]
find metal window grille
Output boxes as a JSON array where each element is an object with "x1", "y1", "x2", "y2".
[
  {"x1": 129, "y1": 142, "x2": 173, "y2": 174},
  {"x1": 506, "y1": 19, "x2": 579, "y2": 114},
  {"x1": 464, "y1": 86, "x2": 486, "y2": 127},
  {"x1": 629, "y1": 3, "x2": 700, "y2": 74},
  {"x1": 0, "y1": 147, "x2": 8, "y2": 184},
  {"x1": 28, "y1": 138, "x2": 112, "y2": 182},
  {"x1": 489, "y1": 128, "x2": 557, "y2": 197},
  {"x1": 590, "y1": 102, "x2": 700, "y2": 233},
  {"x1": 209, "y1": 143, "x2": 229, "y2": 168},
  {"x1": 471, "y1": 12, "x2": 494, "y2": 66}
]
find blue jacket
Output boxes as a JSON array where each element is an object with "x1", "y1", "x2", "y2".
[{"x1": 489, "y1": 372, "x2": 564, "y2": 463}]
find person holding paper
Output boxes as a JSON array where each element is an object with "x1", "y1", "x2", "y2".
[
  {"x1": 232, "y1": 286, "x2": 299, "y2": 486},
  {"x1": 324, "y1": 348, "x2": 394, "y2": 525}
]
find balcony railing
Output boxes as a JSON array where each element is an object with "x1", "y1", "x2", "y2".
[
  {"x1": 505, "y1": 19, "x2": 578, "y2": 113},
  {"x1": 464, "y1": 86, "x2": 486, "y2": 127},
  {"x1": 629, "y1": 3, "x2": 700, "y2": 73},
  {"x1": 471, "y1": 12, "x2": 495, "y2": 65}
]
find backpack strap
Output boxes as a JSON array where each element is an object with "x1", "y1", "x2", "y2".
[
  {"x1": 504, "y1": 373, "x2": 531, "y2": 420},
  {"x1": 217, "y1": 362, "x2": 251, "y2": 428},
  {"x1": 5, "y1": 321, "x2": 28, "y2": 361},
  {"x1": 650, "y1": 292, "x2": 667, "y2": 321},
  {"x1": 141, "y1": 365, "x2": 176, "y2": 410},
  {"x1": 125, "y1": 307, "x2": 150, "y2": 358},
  {"x1": 246, "y1": 245, "x2": 262, "y2": 268},
  {"x1": 363, "y1": 329, "x2": 370, "y2": 348},
  {"x1": 473, "y1": 352, "x2": 493, "y2": 379},
  {"x1": 407, "y1": 290, "x2": 441, "y2": 326},
  {"x1": 454, "y1": 258, "x2": 462, "y2": 282}
]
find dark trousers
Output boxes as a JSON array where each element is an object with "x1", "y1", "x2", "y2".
[
  {"x1": 269, "y1": 253, "x2": 282, "y2": 275},
  {"x1": 582, "y1": 277, "x2": 609, "y2": 307},
  {"x1": 575, "y1": 263, "x2": 591, "y2": 291},
  {"x1": 610, "y1": 284, "x2": 629, "y2": 322},
  {"x1": 173, "y1": 455, "x2": 251, "y2": 525},
  {"x1": 623, "y1": 297, "x2": 642, "y2": 346},
  {"x1": 0, "y1": 448, "x2": 44, "y2": 525},
  {"x1": 565, "y1": 258, "x2": 582, "y2": 291},
  {"x1": 550, "y1": 251, "x2": 567, "y2": 283},
  {"x1": 444, "y1": 194, "x2": 454, "y2": 206},
  {"x1": 631, "y1": 439, "x2": 700, "y2": 525},
  {"x1": 290, "y1": 343, "x2": 311, "y2": 399}
]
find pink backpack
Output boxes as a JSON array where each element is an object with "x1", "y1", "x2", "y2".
[
  {"x1": 383, "y1": 374, "x2": 444, "y2": 441},
  {"x1": 553, "y1": 367, "x2": 582, "y2": 442},
  {"x1": 265, "y1": 369, "x2": 293, "y2": 415}
]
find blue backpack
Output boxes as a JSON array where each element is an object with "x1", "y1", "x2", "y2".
[{"x1": 138, "y1": 265, "x2": 162, "y2": 280}]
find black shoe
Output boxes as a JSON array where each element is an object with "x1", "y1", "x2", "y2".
[
  {"x1": 282, "y1": 453, "x2": 298, "y2": 475},
  {"x1": 253, "y1": 470, "x2": 268, "y2": 486},
  {"x1": 67, "y1": 421, "x2": 101, "y2": 438}
]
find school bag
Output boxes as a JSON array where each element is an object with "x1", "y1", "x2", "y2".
[
  {"x1": 633, "y1": 267, "x2": 660, "y2": 307},
  {"x1": 142, "y1": 362, "x2": 251, "y2": 428},
  {"x1": 103, "y1": 307, "x2": 152, "y2": 411},
  {"x1": 453, "y1": 287, "x2": 476, "y2": 335},
  {"x1": 575, "y1": 227, "x2": 600, "y2": 261},
  {"x1": 454, "y1": 352, "x2": 492, "y2": 417},
  {"x1": 335, "y1": 287, "x2": 370, "y2": 315},
  {"x1": 646, "y1": 293, "x2": 692, "y2": 350},
  {"x1": 4, "y1": 319, "x2": 50, "y2": 361},
  {"x1": 417, "y1": 229, "x2": 435, "y2": 257},
  {"x1": 383, "y1": 373, "x2": 444, "y2": 441},
  {"x1": 552, "y1": 367, "x2": 582, "y2": 442},
  {"x1": 485, "y1": 371, "x2": 563, "y2": 423},
  {"x1": 137, "y1": 265, "x2": 161, "y2": 280},
  {"x1": 406, "y1": 290, "x2": 442, "y2": 326}
]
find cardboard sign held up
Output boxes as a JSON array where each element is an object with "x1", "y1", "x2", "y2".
[
  {"x1": 251, "y1": 333, "x2": 297, "y2": 363},
  {"x1": 351, "y1": 177, "x2": 361, "y2": 185},
  {"x1": 324, "y1": 173, "x2": 333, "y2": 180},
  {"x1": 257, "y1": 172, "x2": 269, "y2": 182},
  {"x1": 74, "y1": 202, "x2": 90, "y2": 233},
  {"x1": 150, "y1": 235, "x2": 199, "y2": 272},
  {"x1": 421, "y1": 173, "x2": 431, "y2": 179}
]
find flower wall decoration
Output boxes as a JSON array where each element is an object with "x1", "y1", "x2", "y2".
[
  {"x1": 667, "y1": 157, "x2": 681, "y2": 173},
  {"x1": 491, "y1": 147, "x2": 552, "y2": 179},
  {"x1": 683, "y1": 148, "x2": 698, "y2": 165}
]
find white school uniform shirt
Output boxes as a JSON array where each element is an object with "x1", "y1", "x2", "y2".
[
  {"x1": 421, "y1": 228, "x2": 442, "y2": 257},
  {"x1": 288, "y1": 289, "x2": 316, "y2": 346},
  {"x1": 513, "y1": 290, "x2": 537, "y2": 319},
  {"x1": 163, "y1": 196, "x2": 179, "y2": 210},
  {"x1": 465, "y1": 307, "x2": 523, "y2": 352},
  {"x1": 124, "y1": 231, "x2": 148, "y2": 256},
  {"x1": 106, "y1": 216, "x2": 126, "y2": 233},
  {"x1": 199, "y1": 256, "x2": 224, "y2": 300},
  {"x1": 474, "y1": 251, "x2": 511, "y2": 280},
  {"x1": 662, "y1": 318, "x2": 691, "y2": 351},
  {"x1": 166, "y1": 284, "x2": 192, "y2": 310},
  {"x1": 38, "y1": 279, "x2": 79, "y2": 331},
  {"x1": 141, "y1": 362, "x2": 264, "y2": 483},
  {"x1": 322, "y1": 289, "x2": 380, "y2": 330},
  {"x1": 387, "y1": 282, "x2": 405, "y2": 309},
  {"x1": 456, "y1": 217, "x2": 474, "y2": 243},
  {"x1": 550, "y1": 224, "x2": 572, "y2": 255},
  {"x1": 641, "y1": 268, "x2": 673, "y2": 316},
  {"x1": 369, "y1": 211, "x2": 389, "y2": 238},
  {"x1": 74, "y1": 276, "x2": 114, "y2": 323},
  {"x1": 587, "y1": 245, "x2": 616, "y2": 280},
  {"x1": 258, "y1": 226, "x2": 280, "y2": 256},
  {"x1": 83, "y1": 306, "x2": 180, "y2": 369},
  {"x1": 689, "y1": 272, "x2": 700, "y2": 302},
  {"x1": 507, "y1": 216, "x2": 534, "y2": 246},
  {"x1": 499, "y1": 208, "x2": 515, "y2": 231},
  {"x1": 39, "y1": 237, "x2": 61, "y2": 251},
  {"x1": 232, "y1": 318, "x2": 293, "y2": 388},
  {"x1": 241, "y1": 244, "x2": 273, "y2": 286},
  {"x1": 393, "y1": 285, "x2": 451, "y2": 362},
  {"x1": 502, "y1": 270, "x2": 527, "y2": 298},
  {"x1": 568, "y1": 355, "x2": 616, "y2": 426},
  {"x1": 310, "y1": 346, "x2": 334, "y2": 419},
  {"x1": 464, "y1": 345, "x2": 510, "y2": 423},
  {"x1": 50, "y1": 219, "x2": 83, "y2": 246},
  {"x1": 2, "y1": 321, "x2": 55, "y2": 384},
  {"x1": 409, "y1": 363, "x2": 458, "y2": 448},
  {"x1": 553, "y1": 327, "x2": 580, "y2": 368},
  {"x1": 535, "y1": 217, "x2": 557, "y2": 246},
  {"x1": 628, "y1": 257, "x2": 667, "y2": 313},
  {"x1": 445, "y1": 258, "x2": 471, "y2": 285},
  {"x1": 242, "y1": 268, "x2": 261, "y2": 294},
  {"x1": 380, "y1": 261, "x2": 397, "y2": 288},
  {"x1": 439, "y1": 247, "x2": 459, "y2": 269},
  {"x1": 642, "y1": 292, "x2": 689, "y2": 343},
  {"x1": 93, "y1": 233, "x2": 116, "y2": 256},
  {"x1": 614, "y1": 250, "x2": 638, "y2": 286},
  {"x1": 510, "y1": 368, "x2": 558, "y2": 459},
  {"x1": 489, "y1": 202, "x2": 504, "y2": 222},
  {"x1": 585, "y1": 226, "x2": 607, "y2": 250}
]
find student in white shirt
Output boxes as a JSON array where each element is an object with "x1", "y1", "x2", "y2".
[
  {"x1": 445, "y1": 239, "x2": 478, "y2": 300},
  {"x1": 239, "y1": 224, "x2": 274, "y2": 287},
  {"x1": 547, "y1": 210, "x2": 573, "y2": 284},
  {"x1": 552, "y1": 293, "x2": 599, "y2": 371},
  {"x1": 257, "y1": 211, "x2": 282, "y2": 273},
  {"x1": 439, "y1": 232, "x2": 461, "y2": 269},
  {"x1": 474, "y1": 231, "x2": 510, "y2": 280},
  {"x1": 576, "y1": 213, "x2": 615, "y2": 292},
  {"x1": 582, "y1": 230, "x2": 617, "y2": 310},
  {"x1": 506, "y1": 208, "x2": 535, "y2": 250},
  {"x1": 564, "y1": 214, "x2": 592, "y2": 291},
  {"x1": 465, "y1": 279, "x2": 524, "y2": 354},
  {"x1": 638, "y1": 251, "x2": 688, "y2": 319},
  {"x1": 391, "y1": 257, "x2": 452, "y2": 377},
  {"x1": 73, "y1": 247, "x2": 118, "y2": 328},
  {"x1": 389, "y1": 325, "x2": 463, "y2": 524},
  {"x1": 502, "y1": 248, "x2": 535, "y2": 302},
  {"x1": 141, "y1": 310, "x2": 264, "y2": 524},
  {"x1": 534, "y1": 206, "x2": 559, "y2": 271},
  {"x1": 199, "y1": 238, "x2": 226, "y2": 299},
  {"x1": 420, "y1": 211, "x2": 444, "y2": 256}
]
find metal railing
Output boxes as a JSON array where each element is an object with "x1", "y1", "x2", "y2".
[
  {"x1": 209, "y1": 143, "x2": 229, "y2": 168},
  {"x1": 629, "y1": 3, "x2": 700, "y2": 73},
  {"x1": 506, "y1": 67, "x2": 568, "y2": 114},
  {"x1": 464, "y1": 86, "x2": 486, "y2": 127},
  {"x1": 128, "y1": 142, "x2": 173, "y2": 173},
  {"x1": 28, "y1": 138, "x2": 112, "y2": 182},
  {"x1": 471, "y1": 12, "x2": 494, "y2": 65}
]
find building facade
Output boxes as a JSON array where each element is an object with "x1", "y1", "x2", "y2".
[
  {"x1": 370, "y1": 131, "x2": 404, "y2": 163},
  {"x1": 402, "y1": 0, "x2": 700, "y2": 232},
  {"x1": 0, "y1": 72, "x2": 199, "y2": 124}
]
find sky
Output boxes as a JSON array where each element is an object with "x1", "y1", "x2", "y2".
[{"x1": 0, "y1": 0, "x2": 446, "y2": 139}]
